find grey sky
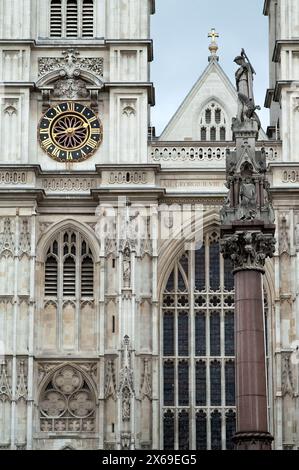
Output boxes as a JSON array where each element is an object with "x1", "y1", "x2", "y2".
[{"x1": 151, "y1": 0, "x2": 269, "y2": 136}]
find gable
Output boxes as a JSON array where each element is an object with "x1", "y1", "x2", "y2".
[{"x1": 159, "y1": 61, "x2": 237, "y2": 141}]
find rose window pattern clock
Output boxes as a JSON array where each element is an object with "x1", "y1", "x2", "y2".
[{"x1": 38, "y1": 102, "x2": 102, "y2": 162}]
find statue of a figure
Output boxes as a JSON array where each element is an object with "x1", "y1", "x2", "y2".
[
  {"x1": 234, "y1": 49, "x2": 261, "y2": 127},
  {"x1": 123, "y1": 247, "x2": 131, "y2": 288},
  {"x1": 238, "y1": 177, "x2": 257, "y2": 220}
]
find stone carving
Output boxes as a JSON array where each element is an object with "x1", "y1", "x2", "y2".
[
  {"x1": 234, "y1": 49, "x2": 261, "y2": 128},
  {"x1": 0, "y1": 218, "x2": 14, "y2": 256},
  {"x1": 42, "y1": 177, "x2": 96, "y2": 192},
  {"x1": 104, "y1": 360, "x2": 116, "y2": 400},
  {"x1": 221, "y1": 231, "x2": 276, "y2": 272},
  {"x1": 118, "y1": 336, "x2": 134, "y2": 422},
  {"x1": 140, "y1": 359, "x2": 152, "y2": 400},
  {"x1": 19, "y1": 219, "x2": 31, "y2": 255},
  {"x1": 108, "y1": 171, "x2": 148, "y2": 185},
  {"x1": 0, "y1": 171, "x2": 27, "y2": 185},
  {"x1": 279, "y1": 215, "x2": 290, "y2": 255},
  {"x1": 4, "y1": 100, "x2": 18, "y2": 116},
  {"x1": 16, "y1": 361, "x2": 27, "y2": 402},
  {"x1": 39, "y1": 365, "x2": 96, "y2": 433},
  {"x1": 237, "y1": 178, "x2": 257, "y2": 220},
  {"x1": 282, "y1": 169, "x2": 299, "y2": 183},
  {"x1": 150, "y1": 144, "x2": 280, "y2": 163},
  {"x1": 120, "y1": 431, "x2": 134, "y2": 450},
  {"x1": 281, "y1": 353, "x2": 295, "y2": 398},
  {"x1": 0, "y1": 361, "x2": 11, "y2": 402},
  {"x1": 53, "y1": 78, "x2": 89, "y2": 100},
  {"x1": 123, "y1": 246, "x2": 131, "y2": 288},
  {"x1": 38, "y1": 49, "x2": 104, "y2": 77},
  {"x1": 295, "y1": 223, "x2": 299, "y2": 250}
]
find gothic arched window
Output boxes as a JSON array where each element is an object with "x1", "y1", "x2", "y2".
[
  {"x1": 200, "y1": 102, "x2": 228, "y2": 141},
  {"x1": 39, "y1": 365, "x2": 96, "y2": 433},
  {"x1": 41, "y1": 229, "x2": 96, "y2": 353},
  {"x1": 50, "y1": 0, "x2": 94, "y2": 38},
  {"x1": 162, "y1": 232, "x2": 236, "y2": 450}
]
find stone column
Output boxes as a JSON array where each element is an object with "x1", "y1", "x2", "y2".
[{"x1": 220, "y1": 49, "x2": 276, "y2": 450}]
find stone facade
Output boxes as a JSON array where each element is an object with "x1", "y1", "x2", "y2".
[{"x1": 0, "y1": 0, "x2": 298, "y2": 450}]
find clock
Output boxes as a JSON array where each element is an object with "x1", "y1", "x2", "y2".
[{"x1": 38, "y1": 102, "x2": 102, "y2": 162}]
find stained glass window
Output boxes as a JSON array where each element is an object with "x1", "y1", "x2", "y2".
[
  {"x1": 178, "y1": 361, "x2": 189, "y2": 406},
  {"x1": 211, "y1": 411, "x2": 222, "y2": 450},
  {"x1": 226, "y1": 410, "x2": 236, "y2": 450},
  {"x1": 196, "y1": 411, "x2": 207, "y2": 450},
  {"x1": 195, "y1": 313, "x2": 206, "y2": 356},
  {"x1": 178, "y1": 312, "x2": 189, "y2": 356},
  {"x1": 163, "y1": 410, "x2": 175, "y2": 450},
  {"x1": 225, "y1": 361, "x2": 235, "y2": 406},
  {"x1": 179, "y1": 411, "x2": 189, "y2": 450},
  {"x1": 162, "y1": 233, "x2": 245, "y2": 449},
  {"x1": 210, "y1": 312, "x2": 220, "y2": 356},
  {"x1": 225, "y1": 312, "x2": 234, "y2": 356},
  {"x1": 210, "y1": 361, "x2": 221, "y2": 406},
  {"x1": 163, "y1": 361, "x2": 174, "y2": 406},
  {"x1": 163, "y1": 312, "x2": 174, "y2": 356},
  {"x1": 196, "y1": 361, "x2": 206, "y2": 406}
]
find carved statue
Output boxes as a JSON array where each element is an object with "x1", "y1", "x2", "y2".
[
  {"x1": 238, "y1": 177, "x2": 257, "y2": 220},
  {"x1": 234, "y1": 49, "x2": 261, "y2": 127},
  {"x1": 123, "y1": 247, "x2": 131, "y2": 288}
]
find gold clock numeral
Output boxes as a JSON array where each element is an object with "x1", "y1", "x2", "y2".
[
  {"x1": 66, "y1": 152, "x2": 73, "y2": 161},
  {"x1": 40, "y1": 128, "x2": 49, "y2": 135},
  {"x1": 52, "y1": 147, "x2": 61, "y2": 158},
  {"x1": 87, "y1": 138, "x2": 98, "y2": 149},
  {"x1": 42, "y1": 137, "x2": 53, "y2": 149},
  {"x1": 88, "y1": 116, "x2": 97, "y2": 124},
  {"x1": 90, "y1": 128, "x2": 100, "y2": 135},
  {"x1": 67, "y1": 102, "x2": 75, "y2": 112},
  {"x1": 54, "y1": 105, "x2": 63, "y2": 115}
]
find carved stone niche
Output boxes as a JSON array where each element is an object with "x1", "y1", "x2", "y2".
[{"x1": 36, "y1": 49, "x2": 104, "y2": 113}]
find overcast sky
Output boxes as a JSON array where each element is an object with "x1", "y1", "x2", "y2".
[{"x1": 151, "y1": 0, "x2": 269, "y2": 135}]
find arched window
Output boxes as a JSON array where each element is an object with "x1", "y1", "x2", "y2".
[
  {"x1": 49, "y1": 0, "x2": 94, "y2": 38},
  {"x1": 162, "y1": 233, "x2": 235, "y2": 450},
  {"x1": 45, "y1": 230, "x2": 94, "y2": 299},
  {"x1": 201, "y1": 127, "x2": 207, "y2": 141},
  {"x1": 39, "y1": 365, "x2": 96, "y2": 433},
  {"x1": 200, "y1": 102, "x2": 228, "y2": 141},
  {"x1": 210, "y1": 126, "x2": 216, "y2": 141},
  {"x1": 42, "y1": 229, "x2": 96, "y2": 353},
  {"x1": 162, "y1": 232, "x2": 269, "y2": 450}
]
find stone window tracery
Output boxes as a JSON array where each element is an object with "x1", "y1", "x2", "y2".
[
  {"x1": 39, "y1": 366, "x2": 96, "y2": 433},
  {"x1": 162, "y1": 232, "x2": 236, "y2": 450},
  {"x1": 50, "y1": 0, "x2": 94, "y2": 38},
  {"x1": 200, "y1": 102, "x2": 228, "y2": 141},
  {"x1": 162, "y1": 231, "x2": 270, "y2": 450}
]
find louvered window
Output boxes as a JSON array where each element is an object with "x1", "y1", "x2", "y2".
[
  {"x1": 49, "y1": 0, "x2": 94, "y2": 38},
  {"x1": 82, "y1": 0, "x2": 94, "y2": 37},
  {"x1": 45, "y1": 255, "x2": 58, "y2": 296},
  {"x1": 50, "y1": 0, "x2": 62, "y2": 37},
  {"x1": 66, "y1": 0, "x2": 78, "y2": 37},
  {"x1": 44, "y1": 230, "x2": 94, "y2": 299},
  {"x1": 200, "y1": 102, "x2": 228, "y2": 141}
]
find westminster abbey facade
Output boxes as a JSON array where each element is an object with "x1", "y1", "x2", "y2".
[{"x1": 0, "y1": 0, "x2": 298, "y2": 450}]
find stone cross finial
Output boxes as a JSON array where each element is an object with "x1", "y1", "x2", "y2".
[{"x1": 208, "y1": 28, "x2": 219, "y2": 61}]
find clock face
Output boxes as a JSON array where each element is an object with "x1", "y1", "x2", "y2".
[{"x1": 38, "y1": 102, "x2": 102, "y2": 162}]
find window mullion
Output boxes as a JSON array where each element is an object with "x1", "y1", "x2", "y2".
[
  {"x1": 189, "y1": 248, "x2": 196, "y2": 449},
  {"x1": 58, "y1": 231, "x2": 64, "y2": 351},
  {"x1": 78, "y1": 0, "x2": 82, "y2": 37},
  {"x1": 76, "y1": 233, "x2": 80, "y2": 352}
]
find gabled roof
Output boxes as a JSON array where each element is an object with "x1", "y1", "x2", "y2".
[{"x1": 159, "y1": 59, "x2": 238, "y2": 141}]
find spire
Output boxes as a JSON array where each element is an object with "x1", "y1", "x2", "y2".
[{"x1": 208, "y1": 28, "x2": 219, "y2": 62}]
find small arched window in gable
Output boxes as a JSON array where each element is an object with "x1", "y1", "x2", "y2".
[{"x1": 200, "y1": 102, "x2": 228, "y2": 141}]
